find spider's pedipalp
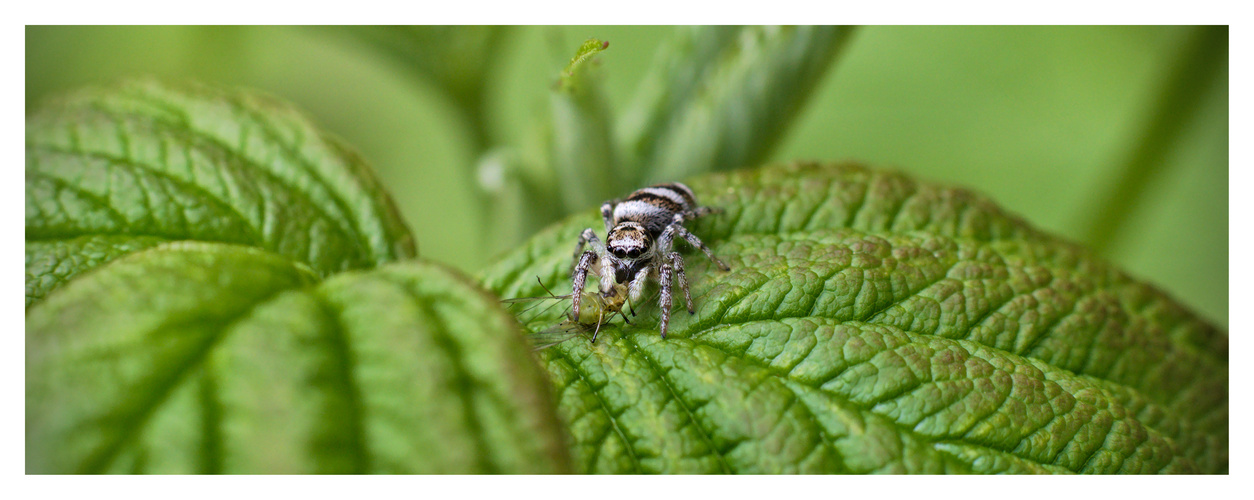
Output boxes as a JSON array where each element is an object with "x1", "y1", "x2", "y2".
[{"x1": 570, "y1": 249, "x2": 596, "y2": 319}]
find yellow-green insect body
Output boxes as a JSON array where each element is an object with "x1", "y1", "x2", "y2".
[{"x1": 503, "y1": 279, "x2": 633, "y2": 348}]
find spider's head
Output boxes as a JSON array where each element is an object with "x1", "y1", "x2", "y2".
[{"x1": 606, "y1": 222, "x2": 652, "y2": 261}]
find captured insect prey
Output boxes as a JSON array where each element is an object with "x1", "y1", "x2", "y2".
[
  {"x1": 502, "y1": 277, "x2": 634, "y2": 348},
  {"x1": 569, "y1": 182, "x2": 731, "y2": 338}
]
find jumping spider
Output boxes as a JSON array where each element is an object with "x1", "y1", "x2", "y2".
[{"x1": 570, "y1": 182, "x2": 730, "y2": 338}]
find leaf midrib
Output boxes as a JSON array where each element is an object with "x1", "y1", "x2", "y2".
[
  {"x1": 514, "y1": 226, "x2": 1225, "y2": 407},
  {"x1": 121, "y1": 84, "x2": 394, "y2": 263},
  {"x1": 27, "y1": 139, "x2": 357, "y2": 270}
]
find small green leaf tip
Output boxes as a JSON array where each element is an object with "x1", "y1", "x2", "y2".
[{"x1": 559, "y1": 38, "x2": 610, "y2": 91}]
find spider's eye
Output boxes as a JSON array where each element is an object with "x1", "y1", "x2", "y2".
[
  {"x1": 612, "y1": 248, "x2": 627, "y2": 258},
  {"x1": 629, "y1": 248, "x2": 642, "y2": 258}
]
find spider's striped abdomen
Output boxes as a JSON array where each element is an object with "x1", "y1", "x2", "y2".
[{"x1": 611, "y1": 183, "x2": 697, "y2": 235}]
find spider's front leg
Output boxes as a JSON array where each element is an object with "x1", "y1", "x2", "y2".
[
  {"x1": 570, "y1": 228, "x2": 607, "y2": 318},
  {"x1": 571, "y1": 250, "x2": 596, "y2": 322},
  {"x1": 570, "y1": 228, "x2": 600, "y2": 274},
  {"x1": 669, "y1": 252, "x2": 695, "y2": 314},
  {"x1": 625, "y1": 267, "x2": 650, "y2": 317},
  {"x1": 657, "y1": 260, "x2": 678, "y2": 338}
]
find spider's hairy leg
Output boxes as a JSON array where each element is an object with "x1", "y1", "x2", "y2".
[
  {"x1": 676, "y1": 225, "x2": 730, "y2": 271},
  {"x1": 657, "y1": 216, "x2": 682, "y2": 255},
  {"x1": 597, "y1": 251, "x2": 616, "y2": 294},
  {"x1": 626, "y1": 267, "x2": 650, "y2": 317},
  {"x1": 670, "y1": 252, "x2": 695, "y2": 314},
  {"x1": 601, "y1": 200, "x2": 617, "y2": 234},
  {"x1": 570, "y1": 228, "x2": 602, "y2": 274},
  {"x1": 658, "y1": 261, "x2": 674, "y2": 338},
  {"x1": 571, "y1": 250, "x2": 597, "y2": 322}
]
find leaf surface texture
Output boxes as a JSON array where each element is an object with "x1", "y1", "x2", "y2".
[
  {"x1": 481, "y1": 161, "x2": 1227, "y2": 474},
  {"x1": 27, "y1": 243, "x2": 570, "y2": 474},
  {"x1": 25, "y1": 80, "x2": 416, "y2": 307}
]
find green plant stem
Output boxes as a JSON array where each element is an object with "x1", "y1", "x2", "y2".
[
  {"x1": 550, "y1": 38, "x2": 618, "y2": 212},
  {"x1": 1081, "y1": 26, "x2": 1226, "y2": 253}
]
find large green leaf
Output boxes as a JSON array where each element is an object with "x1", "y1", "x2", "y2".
[
  {"x1": 480, "y1": 161, "x2": 1227, "y2": 474},
  {"x1": 25, "y1": 79, "x2": 416, "y2": 308},
  {"x1": 26, "y1": 242, "x2": 570, "y2": 474}
]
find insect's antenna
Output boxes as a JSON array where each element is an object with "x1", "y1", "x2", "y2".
[
  {"x1": 632, "y1": 289, "x2": 661, "y2": 319},
  {"x1": 502, "y1": 279, "x2": 575, "y2": 324},
  {"x1": 536, "y1": 276, "x2": 559, "y2": 299}
]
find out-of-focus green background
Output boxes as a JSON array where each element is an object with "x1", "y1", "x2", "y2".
[{"x1": 26, "y1": 26, "x2": 1227, "y2": 328}]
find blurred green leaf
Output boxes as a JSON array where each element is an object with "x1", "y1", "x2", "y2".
[
  {"x1": 27, "y1": 242, "x2": 571, "y2": 474},
  {"x1": 320, "y1": 26, "x2": 510, "y2": 153},
  {"x1": 476, "y1": 148, "x2": 565, "y2": 258},
  {"x1": 620, "y1": 26, "x2": 855, "y2": 184},
  {"x1": 615, "y1": 25, "x2": 738, "y2": 181},
  {"x1": 25, "y1": 79, "x2": 416, "y2": 307},
  {"x1": 326, "y1": 26, "x2": 506, "y2": 105},
  {"x1": 1080, "y1": 26, "x2": 1227, "y2": 254},
  {"x1": 481, "y1": 161, "x2": 1227, "y2": 474},
  {"x1": 26, "y1": 235, "x2": 167, "y2": 308},
  {"x1": 550, "y1": 38, "x2": 619, "y2": 212}
]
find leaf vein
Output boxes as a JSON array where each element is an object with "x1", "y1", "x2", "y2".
[
  {"x1": 542, "y1": 347, "x2": 643, "y2": 473},
  {"x1": 624, "y1": 336, "x2": 734, "y2": 473}
]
